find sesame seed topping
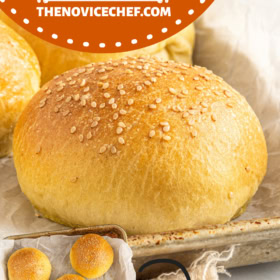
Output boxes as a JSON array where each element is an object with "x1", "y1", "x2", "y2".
[
  {"x1": 87, "y1": 132, "x2": 93, "y2": 139},
  {"x1": 149, "y1": 130, "x2": 156, "y2": 138},
  {"x1": 118, "y1": 137, "x2": 125, "y2": 145},
  {"x1": 39, "y1": 101, "x2": 46, "y2": 108},
  {"x1": 136, "y1": 85, "x2": 143, "y2": 92},
  {"x1": 79, "y1": 134, "x2": 84, "y2": 142},
  {"x1": 62, "y1": 110, "x2": 70, "y2": 116},
  {"x1": 117, "y1": 84, "x2": 124, "y2": 90},
  {"x1": 74, "y1": 94, "x2": 80, "y2": 101},
  {"x1": 100, "y1": 103, "x2": 106, "y2": 109},
  {"x1": 120, "y1": 90, "x2": 126, "y2": 95},
  {"x1": 245, "y1": 166, "x2": 251, "y2": 172},
  {"x1": 182, "y1": 89, "x2": 189, "y2": 95},
  {"x1": 120, "y1": 109, "x2": 127, "y2": 115},
  {"x1": 211, "y1": 114, "x2": 217, "y2": 122},
  {"x1": 113, "y1": 113, "x2": 119, "y2": 120},
  {"x1": 149, "y1": 104, "x2": 157, "y2": 109},
  {"x1": 81, "y1": 99, "x2": 86, "y2": 106},
  {"x1": 57, "y1": 86, "x2": 64, "y2": 92},
  {"x1": 128, "y1": 99, "x2": 134, "y2": 106},
  {"x1": 65, "y1": 96, "x2": 72, "y2": 103},
  {"x1": 116, "y1": 127, "x2": 123, "y2": 135},
  {"x1": 226, "y1": 103, "x2": 233, "y2": 108},
  {"x1": 100, "y1": 75, "x2": 108, "y2": 80},
  {"x1": 182, "y1": 112, "x2": 189, "y2": 118},
  {"x1": 69, "y1": 81, "x2": 76, "y2": 85},
  {"x1": 224, "y1": 90, "x2": 232, "y2": 97},
  {"x1": 99, "y1": 145, "x2": 107, "y2": 154},
  {"x1": 118, "y1": 122, "x2": 126, "y2": 128},
  {"x1": 54, "y1": 106, "x2": 59, "y2": 113},
  {"x1": 179, "y1": 76, "x2": 185, "y2": 81},
  {"x1": 201, "y1": 102, "x2": 208, "y2": 108},
  {"x1": 108, "y1": 98, "x2": 115, "y2": 105},
  {"x1": 193, "y1": 76, "x2": 199, "y2": 81},
  {"x1": 155, "y1": 98, "x2": 162, "y2": 104},
  {"x1": 163, "y1": 125, "x2": 170, "y2": 132},
  {"x1": 46, "y1": 90, "x2": 52, "y2": 95},
  {"x1": 191, "y1": 130, "x2": 198, "y2": 138},
  {"x1": 111, "y1": 146, "x2": 117, "y2": 154},
  {"x1": 102, "y1": 82, "x2": 109, "y2": 90},
  {"x1": 70, "y1": 126, "x2": 77, "y2": 134},
  {"x1": 91, "y1": 101, "x2": 97, "y2": 108},
  {"x1": 91, "y1": 121, "x2": 98, "y2": 128},
  {"x1": 83, "y1": 87, "x2": 90, "y2": 93},
  {"x1": 188, "y1": 119, "x2": 195, "y2": 126},
  {"x1": 80, "y1": 79, "x2": 86, "y2": 87},
  {"x1": 151, "y1": 77, "x2": 157, "y2": 83},
  {"x1": 195, "y1": 86, "x2": 203, "y2": 91},
  {"x1": 104, "y1": 92, "x2": 111, "y2": 99},
  {"x1": 169, "y1": 87, "x2": 177, "y2": 94},
  {"x1": 163, "y1": 135, "x2": 171, "y2": 141},
  {"x1": 112, "y1": 103, "x2": 118, "y2": 109},
  {"x1": 98, "y1": 68, "x2": 106, "y2": 73},
  {"x1": 160, "y1": 122, "x2": 169, "y2": 126}
]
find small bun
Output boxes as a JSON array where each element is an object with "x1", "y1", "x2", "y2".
[
  {"x1": 13, "y1": 56, "x2": 267, "y2": 234},
  {"x1": 57, "y1": 275, "x2": 85, "y2": 280},
  {"x1": 70, "y1": 234, "x2": 114, "y2": 279},
  {"x1": 0, "y1": 20, "x2": 40, "y2": 157},
  {"x1": 8, "y1": 248, "x2": 51, "y2": 280}
]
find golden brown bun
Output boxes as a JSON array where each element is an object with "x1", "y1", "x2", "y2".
[
  {"x1": 0, "y1": 20, "x2": 40, "y2": 157},
  {"x1": 57, "y1": 275, "x2": 85, "y2": 280},
  {"x1": 13, "y1": 56, "x2": 267, "y2": 235},
  {"x1": 8, "y1": 248, "x2": 51, "y2": 280},
  {"x1": 70, "y1": 234, "x2": 114, "y2": 279},
  {"x1": 0, "y1": 11, "x2": 194, "y2": 84}
]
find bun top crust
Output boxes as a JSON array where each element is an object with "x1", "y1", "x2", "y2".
[
  {"x1": 8, "y1": 248, "x2": 51, "y2": 280},
  {"x1": 13, "y1": 56, "x2": 267, "y2": 234}
]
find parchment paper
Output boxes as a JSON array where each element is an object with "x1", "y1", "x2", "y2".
[{"x1": 0, "y1": 235, "x2": 136, "y2": 280}]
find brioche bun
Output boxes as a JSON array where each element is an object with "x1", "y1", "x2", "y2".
[
  {"x1": 70, "y1": 234, "x2": 114, "y2": 279},
  {"x1": 8, "y1": 248, "x2": 51, "y2": 280},
  {"x1": 13, "y1": 56, "x2": 267, "y2": 234},
  {"x1": 0, "y1": 12, "x2": 194, "y2": 84},
  {"x1": 57, "y1": 275, "x2": 85, "y2": 280},
  {"x1": 0, "y1": 20, "x2": 40, "y2": 157}
]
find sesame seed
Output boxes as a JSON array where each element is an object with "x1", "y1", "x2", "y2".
[
  {"x1": 57, "y1": 86, "x2": 64, "y2": 92},
  {"x1": 118, "y1": 122, "x2": 126, "y2": 128},
  {"x1": 117, "y1": 84, "x2": 124, "y2": 90},
  {"x1": 227, "y1": 103, "x2": 233, "y2": 108},
  {"x1": 163, "y1": 125, "x2": 170, "y2": 132},
  {"x1": 245, "y1": 166, "x2": 251, "y2": 172},
  {"x1": 69, "y1": 81, "x2": 76, "y2": 86},
  {"x1": 35, "y1": 146, "x2": 41, "y2": 154},
  {"x1": 211, "y1": 114, "x2": 217, "y2": 122},
  {"x1": 224, "y1": 90, "x2": 232, "y2": 97},
  {"x1": 155, "y1": 98, "x2": 162, "y2": 104},
  {"x1": 229, "y1": 192, "x2": 234, "y2": 198},
  {"x1": 93, "y1": 117, "x2": 101, "y2": 122},
  {"x1": 116, "y1": 127, "x2": 123, "y2": 134},
  {"x1": 79, "y1": 134, "x2": 84, "y2": 142},
  {"x1": 144, "y1": 81, "x2": 152, "y2": 86},
  {"x1": 86, "y1": 132, "x2": 93, "y2": 140},
  {"x1": 169, "y1": 87, "x2": 177, "y2": 94},
  {"x1": 190, "y1": 130, "x2": 197, "y2": 138},
  {"x1": 109, "y1": 112, "x2": 118, "y2": 121},
  {"x1": 128, "y1": 99, "x2": 134, "y2": 106},
  {"x1": 136, "y1": 85, "x2": 143, "y2": 92},
  {"x1": 70, "y1": 126, "x2": 77, "y2": 134},
  {"x1": 120, "y1": 90, "x2": 126, "y2": 95},
  {"x1": 189, "y1": 110, "x2": 198, "y2": 115},
  {"x1": 195, "y1": 86, "x2": 203, "y2": 91},
  {"x1": 83, "y1": 87, "x2": 90, "y2": 93},
  {"x1": 46, "y1": 90, "x2": 52, "y2": 95},
  {"x1": 179, "y1": 76, "x2": 185, "y2": 81},
  {"x1": 98, "y1": 68, "x2": 106, "y2": 73},
  {"x1": 100, "y1": 103, "x2": 106, "y2": 109},
  {"x1": 65, "y1": 96, "x2": 72, "y2": 103},
  {"x1": 160, "y1": 122, "x2": 169, "y2": 126},
  {"x1": 74, "y1": 94, "x2": 80, "y2": 101},
  {"x1": 188, "y1": 119, "x2": 195, "y2": 126},
  {"x1": 151, "y1": 77, "x2": 157, "y2": 83},
  {"x1": 100, "y1": 75, "x2": 108, "y2": 80},
  {"x1": 112, "y1": 103, "x2": 118, "y2": 109},
  {"x1": 70, "y1": 177, "x2": 78, "y2": 183},
  {"x1": 213, "y1": 91, "x2": 220, "y2": 96},
  {"x1": 102, "y1": 82, "x2": 109, "y2": 90},
  {"x1": 80, "y1": 79, "x2": 86, "y2": 87},
  {"x1": 91, "y1": 101, "x2": 97, "y2": 108},
  {"x1": 182, "y1": 89, "x2": 189, "y2": 95},
  {"x1": 78, "y1": 68, "x2": 86, "y2": 74},
  {"x1": 149, "y1": 104, "x2": 157, "y2": 109},
  {"x1": 182, "y1": 112, "x2": 189, "y2": 118},
  {"x1": 99, "y1": 145, "x2": 107, "y2": 154},
  {"x1": 111, "y1": 146, "x2": 117, "y2": 154},
  {"x1": 39, "y1": 102, "x2": 46, "y2": 108},
  {"x1": 163, "y1": 135, "x2": 171, "y2": 141},
  {"x1": 201, "y1": 102, "x2": 208, "y2": 108},
  {"x1": 81, "y1": 99, "x2": 86, "y2": 106},
  {"x1": 149, "y1": 130, "x2": 156, "y2": 138},
  {"x1": 91, "y1": 121, "x2": 98, "y2": 128},
  {"x1": 108, "y1": 98, "x2": 115, "y2": 105},
  {"x1": 54, "y1": 106, "x2": 59, "y2": 113},
  {"x1": 193, "y1": 76, "x2": 199, "y2": 81},
  {"x1": 120, "y1": 109, "x2": 127, "y2": 115},
  {"x1": 63, "y1": 110, "x2": 70, "y2": 116},
  {"x1": 118, "y1": 137, "x2": 125, "y2": 145},
  {"x1": 104, "y1": 92, "x2": 111, "y2": 99}
]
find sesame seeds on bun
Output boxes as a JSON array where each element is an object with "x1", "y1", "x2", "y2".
[{"x1": 13, "y1": 56, "x2": 267, "y2": 234}]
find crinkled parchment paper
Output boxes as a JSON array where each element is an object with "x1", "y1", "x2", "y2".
[
  {"x1": 1, "y1": 0, "x2": 280, "y2": 279},
  {"x1": 0, "y1": 235, "x2": 136, "y2": 280}
]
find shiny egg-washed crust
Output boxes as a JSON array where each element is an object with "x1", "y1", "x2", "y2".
[
  {"x1": 0, "y1": 20, "x2": 40, "y2": 157},
  {"x1": 8, "y1": 248, "x2": 51, "y2": 280},
  {"x1": 70, "y1": 234, "x2": 114, "y2": 278},
  {"x1": 57, "y1": 274, "x2": 85, "y2": 280},
  {"x1": 0, "y1": 11, "x2": 195, "y2": 85},
  {"x1": 13, "y1": 56, "x2": 267, "y2": 235}
]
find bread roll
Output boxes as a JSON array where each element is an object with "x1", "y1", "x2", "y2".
[
  {"x1": 8, "y1": 248, "x2": 51, "y2": 280},
  {"x1": 0, "y1": 11, "x2": 194, "y2": 84},
  {"x1": 57, "y1": 275, "x2": 85, "y2": 280},
  {"x1": 13, "y1": 56, "x2": 267, "y2": 234},
  {"x1": 0, "y1": 20, "x2": 40, "y2": 158},
  {"x1": 70, "y1": 234, "x2": 114, "y2": 279}
]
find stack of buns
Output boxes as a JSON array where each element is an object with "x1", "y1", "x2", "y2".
[{"x1": 13, "y1": 56, "x2": 267, "y2": 235}]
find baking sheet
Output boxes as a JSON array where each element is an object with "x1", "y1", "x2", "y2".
[{"x1": 0, "y1": 235, "x2": 136, "y2": 280}]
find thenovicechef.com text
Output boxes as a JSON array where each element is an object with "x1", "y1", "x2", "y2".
[{"x1": 37, "y1": 6, "x2": 171, "y2": 17}]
